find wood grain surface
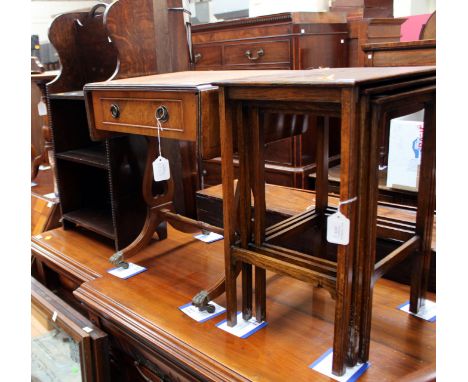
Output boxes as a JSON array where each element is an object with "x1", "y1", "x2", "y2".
[{"x1": 33, "y1": 227, "x2": 435, "y2": 381}]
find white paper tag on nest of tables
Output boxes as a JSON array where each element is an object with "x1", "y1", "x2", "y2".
[
  {"x1": 153, "y1": 155, "x2": 170, "y2": 181},
  {"x1": 179, "y1": 302, "x2": 226, "y2": 323},
  {"x1": 216, "y1": 312, "x2": 267, "y2": 339},
  {"x1": 309, "y1": 348, "x2": 370, "y2": 381},
  {"x1": 107, "y1": 263, "x2": 147, "y2": 279},
  {"x1": 194, "y1": 232, "x2": 223, "y2": 243},
  {"x1": 398, "y1": 300, "x2": 436, "y2": 322},
  {"x1": 327, "y1": 211, "x2": 350, "y2": 245}
]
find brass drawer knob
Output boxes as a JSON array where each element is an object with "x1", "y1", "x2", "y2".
[
  {"x1": 245, "y1": 48, "x2": 264, "y2": 61},
  {"x1": 194, "y1": 52, "x2": 202, "y2": 64},
  {"x1": 155, "y1": 105, "x2": 169, "y2": 122},
  {"x1": 110, "y1": 104, "x2": 120, "y2": 119}
]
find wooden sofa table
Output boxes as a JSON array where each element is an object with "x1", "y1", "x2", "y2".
[
  {"x1": 84, "y1": 70, "x2": 292, "y2": 269},
  {"x1": 214, "y1": 66, "x2": 436, "y2": 375},
  {"x1": 31, "y1": 227, "x2": 436, "y2": 381}
]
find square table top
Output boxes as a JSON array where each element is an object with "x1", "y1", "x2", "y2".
[{"x1": 212, "y1": 66, "x2": 436, "y2": 88}]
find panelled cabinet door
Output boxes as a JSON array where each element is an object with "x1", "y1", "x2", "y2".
[{"x1": 31, "y1": 277, "x2": 110, "y2": 381}]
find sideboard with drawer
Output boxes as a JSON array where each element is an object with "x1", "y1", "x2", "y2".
[{"x1": 192, "y1": 12, "x2": 349, "y2": 188}]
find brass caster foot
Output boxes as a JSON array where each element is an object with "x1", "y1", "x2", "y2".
[
  {"x1": 192, "y1": 290, "x2": 215, "y2": 314},
  {"x1": 109, "y1": 251, "x2": 129, "y2": 269}
]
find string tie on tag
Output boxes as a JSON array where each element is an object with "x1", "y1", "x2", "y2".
[
  {"x1": 156, "y1": 116, "x2": 164, "y2": 157},
  {"x1": 338, "y1": 196, "x2": 357, "y2": 213}
]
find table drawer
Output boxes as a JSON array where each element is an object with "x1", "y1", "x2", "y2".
[
  {"x1": 91, "y1": 90, "x2": 198, "y2": 141},
  {"x1": 224, "y1": 39, "x2": 291, "y2": 66},
  {"x1": 193, "y1": 44, "x2": 222, "y2": 67}
]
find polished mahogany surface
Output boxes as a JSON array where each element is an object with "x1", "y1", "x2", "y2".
[
  {"x1": 85, "y1": 70, "x2": 288, "y2": 89},
  {"x1": 213, "y1": 66, "x2": 436, "y2": 87},
  {"x1": 33, "y1": 227, "x2": 435, "y2": 381}
]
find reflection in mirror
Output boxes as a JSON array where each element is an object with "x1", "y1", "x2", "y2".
[{"x1": 31, "y1": 304, "x2": 83, "y2": 382}]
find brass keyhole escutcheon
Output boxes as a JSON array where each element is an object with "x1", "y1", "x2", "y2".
[
  {"x1": 110, "y1": 104, "x2": 120, "y2": 118},
  {"x1": 156, "y1": 105, "x2": 169, "y2": 122}
]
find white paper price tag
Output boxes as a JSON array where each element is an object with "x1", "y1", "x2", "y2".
[
  {"x1": 327, "y1": 211, "x2": 350, "y2": 245},
  {"x1": 37, "y1": 100, "x2": 47, "y2": 116},
  {"x1": 152, "y1": 156, "x2": 170, "y2": 181}
]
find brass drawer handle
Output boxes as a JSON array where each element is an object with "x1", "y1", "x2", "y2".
[
  {"x1": 245, "y1": 48, "x2": 264, "y2": 61},
  {"x1": 194, "y1": 52, "x2": 202, "y2": 64},
  {"x1": 155, "y1": 105, "x2": 169, "y2": 122},
  {"x1": 110, "y1": 104, "x2": 120, "y2": 119}
]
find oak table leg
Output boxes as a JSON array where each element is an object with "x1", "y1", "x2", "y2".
[
  {"x1": 332, "y1": 89, "x2": 360, "y2": 376},
  {"x1": 237, "y1": 103, "x2": 254, "y2": 320},
  {"x1": 356, "y1": 100, "x2": 380, "y2": 364},
  {"x1": 219, "y1": 90, "x2": 239, "y2": 327},
  {"x1": 315, "y1": 116, "x2": 330, "y2": 255},
  {"x1": 249, "y1": 107, "x2": 267, "y2": 322},
  {"x1": 410, "y1": 98, "x2": 436, "y2": 313}
]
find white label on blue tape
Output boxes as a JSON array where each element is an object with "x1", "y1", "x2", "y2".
[
  {"x1": 179, "y1": 302, "x2": 226, "y2": 323},
  {"x1": 194, "y1": 232, "x2": 223, "y2": 243},
  {"x1": 310, "y1": 348, "x2": 370, "y2": 382},
  {"x1": 216, "y1": 312, "x2": 267, "y2": 339},
  {"x1": 398, "y1": 300, "x2": 436, "y2": 322},
  {"x1": 107, "y1": 263, "x2": 147, "y2": 279},
  {"x1": 39, "y1": 165, "x2": 51, "y2": 171}
]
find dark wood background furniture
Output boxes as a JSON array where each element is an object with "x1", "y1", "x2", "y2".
[
  {"x1": 362, "y1": 10, "x2": 436, "y2": 67},
  {"x1": 213, "y1": 67, "x2": 435, "y2": 376},
  {"x1": 31, "y1": 226, "x2": 436, "y2": 382},
  {"x1": 346, "y1": 16, "x2": 405, "y2": 67},
  {"x1": 420, "y1": 11, "x2": 436, "y2": 40},
  {"x1": 47, "y1": 0, "x2": 192, "y2": 253},
  {"x1": 31, "y1": 70, "x2": 59, "y2": 182},
  {"x1": 192, "y1": 12, "x2": 348, "y2": 188},
  {"x1": 331, "y1": 0, "x2": 394, "y2": 18},
  {"x1": 363, "y1": 39, "x2": 436, "y2": 67},
  {"x1": 32, "y1": 169, "x2": 61, "y2": 236}
]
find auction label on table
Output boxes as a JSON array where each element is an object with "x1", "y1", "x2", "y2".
[
  {"x1": 108, "y1": 263, "x2": 147, "y2": 279},
  {"x1": 327, "y1": 211, "x2": 350, "y2": 245},
  {"x1": 194, "y1": 231, "x2": 223, "y2": 243},
  {"x1": 309, "y1": 348, "x2": 370, "y2": 382},
  {"x1": 217, "y1": 312, "x2": 267, "y2": 339},
  {"x1": 179, "y1": 302, "x2": 226, "y2": 323},
  {"x1": 398, "y1": 300, "x2": 436, "y2": 322}
]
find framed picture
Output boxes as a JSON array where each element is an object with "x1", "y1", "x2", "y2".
[{"x1": 31, "y1": 277, "x2": 110, "y2": 381}]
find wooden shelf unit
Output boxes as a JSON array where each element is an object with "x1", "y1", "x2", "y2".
[
  {"x1": 46, "y1": 0, "x2": 192, "y2": 252},
  {"x1": 46, "y1": 4, "x2": 147, "y2": 251}
]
